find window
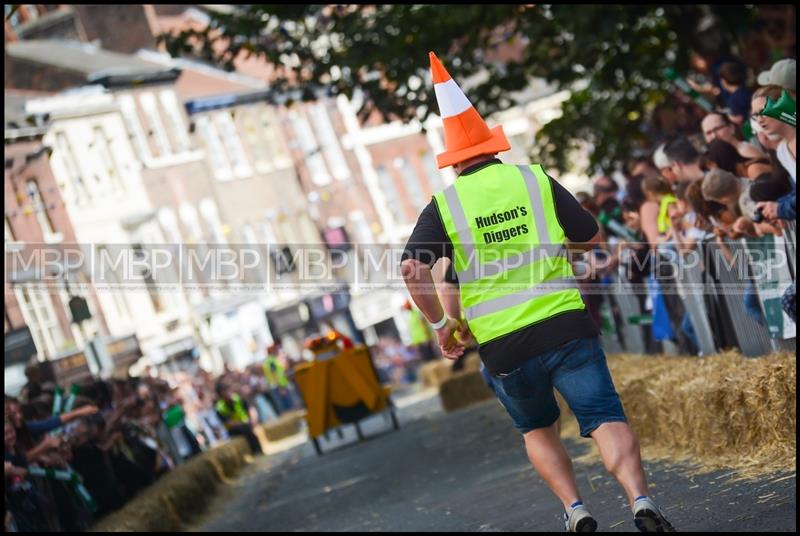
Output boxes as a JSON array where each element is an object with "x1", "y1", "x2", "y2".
[
  {"x1": 96, "y1": 246, "x2": 133, "y2": 324},
  {"x1": 159, "y1": 90, "x2": 191, "y2": 153},
  {"x1": 157, "y1": 207, "x2": 183, "y2": 243},
  {"x1": 118, "y1": 94, "x2": 151, "y2": 160},
  {"x1": 139, "y1": 92, "x2": 172, "y2": 156},
  {"x1": 137, "y1": 221, "x2": 182, "y2": 311},
  {"x1": 242, "y1": 105, "x2": 292, "y2": 174},
  {"x1": 260, "y1": 107, "x2": 292, "y2": 169},
  {"x1": 299, "y1": 215, "x2": 321, "y2": 244},
  {"x1": 195, "y1": 115, "x2": 232, "y2": 181},
  {"x1": 240, "y1": 224, "x2": 266, "y2": 285},
  {"x1": 289, "y1": 109, "x2": 331, "y2": 186},
  {"x1": 54, "y1": 131, "x2": 90, "y2": 204},
  {"x1": 421, "y1": 150, "x2": 445, "y2": 193},
  {"x1": 92, "y1": 125, "x2": 125, "y2": 194},
  {"x1": 214, "y1": 111, "x2": 251, "y2": 178},
  {"x1": 180, "y1": 203, "x2": 204, "y2": 242},
  {"x1": 181, "y1": 203, "x2": 210, "y2": 287},
  {"x1": 16, "y1": 284, "x2": 65, "y2": 359},
  {"x1": 308, "y1": 102, "x2": 351, "y2": 180},
  {"x1": 240, "y1": 224, "x2": 257, "y2": 245},
  {"x1": 242, "y1": 107, "x2": 272, "y2": 173},
  {"x1": 199, "y1": 198, "x2": 226, "y2": 243},
  {"x1": 375, "y1": 165, "x2": 406, "y2": 225},
  {"x1": 26, "y1": 180, "x2": 56, "y2": 238},
  {"x1": 133, "y1": 243, "x2": 164, "y2": 313},
  {"x1": 395, "y1": 157, "x2": 427, "y2": 212}
]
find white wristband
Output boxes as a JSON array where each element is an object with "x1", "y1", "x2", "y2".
[{"x1": 430, "y1": 313, "x2": 448, "y2": 330}]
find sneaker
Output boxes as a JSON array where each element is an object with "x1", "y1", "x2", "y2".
[
  {"x1": 632, "y1": 496, "x2": 676, "y2": 532},
  {"x1": 564, "y1": 504, "x2": 598, "y2": 532}
]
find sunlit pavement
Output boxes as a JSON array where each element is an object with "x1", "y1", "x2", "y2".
[{"x1": 200, "y1": 386, "x2": 796, "y2": 532}]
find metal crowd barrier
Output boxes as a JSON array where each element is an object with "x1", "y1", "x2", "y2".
[
  {"x1": 598, "y1": 231, "x2": 795, "y2": 358},
  {"x1": 607, "y1": 277, "x2": 648, "y2": 355},
  {"x1": 707, "y1": 237, "x2": 776, "y2": 356},
  {"x1": 674, "y1": 245, "x2": 717, "y2": 356}
]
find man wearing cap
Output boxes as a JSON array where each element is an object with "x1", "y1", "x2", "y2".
[
  {"x1": 400, "y1": 52, "x2": 675, "y2": 532},
  {"x1": 757, "y1": 58, "x2": 796, "y2": 92}
]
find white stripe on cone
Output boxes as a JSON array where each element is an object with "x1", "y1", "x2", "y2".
[{"x1": 434, "y1": 79, "x2": 473, "y2": 118}]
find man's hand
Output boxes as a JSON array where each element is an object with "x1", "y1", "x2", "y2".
[
  {"x1": 454, "y1": 319, "x2": 476, "y2": 348},
  {"x1": 756, "y1": 201, "x2": 780, "y2": 221},
  {"x1": 436, "y1": 318, "x2": 465, "y2": 359}
]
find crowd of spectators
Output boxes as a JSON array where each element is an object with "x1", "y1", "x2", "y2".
[
  {"x1": 5, "y1": 350, "x2": 302, "y2": 531},
  {"x1": 577, "y1": 56, "x2": 795, "y2": 355}
]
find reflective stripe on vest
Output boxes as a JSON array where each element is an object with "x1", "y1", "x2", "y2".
[
  {"x1": 657, "y1": 194, "x2": 677, "y2": 234},
  {"x1": 433, "y1": 163, "x2": 585, "y2": 343}
]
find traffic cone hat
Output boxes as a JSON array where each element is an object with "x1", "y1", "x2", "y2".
[{"x1": 430, "y1": 51, "x2": 510, "y2": 169}]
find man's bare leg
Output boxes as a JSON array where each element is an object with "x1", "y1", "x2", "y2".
[
  {"x1": 523, "y1": 420, "x2": 582, "y2": 511},
  {"x1": 590, "y1": 421, "x2": 649, "y2": 505}
]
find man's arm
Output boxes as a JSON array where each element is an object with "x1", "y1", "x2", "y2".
[
  {"x1": 400, "y1": 259, "x2": 465, "y2": 359},
  {"x1": 549, "y1": 174, "x2": 602, "y2": 252}
]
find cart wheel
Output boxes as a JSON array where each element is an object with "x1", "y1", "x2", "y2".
[
  {"x1": 312, "y1": 437, "x2": 322, "y2": 456},
  {"x1": 390, "y1": 408, "x2": 400, "y2": 430},
  {"x1": 355, "y1": 421, "x2": 364, "y2": 440}
]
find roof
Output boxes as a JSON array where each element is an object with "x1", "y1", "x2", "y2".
[
  {"x1": 4, "y1": 92, "x2": 50, "y2": 139},
  {"x1": 6, "y1": 39, "x2": 171, "y2": 80},
  {"x1": 5, "y1": 93, "x2": 30, "y2": 128}
]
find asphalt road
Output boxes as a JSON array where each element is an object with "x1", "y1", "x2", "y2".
[{"x1": 199, "y1": 389, "x2": 796, "y2": 532}]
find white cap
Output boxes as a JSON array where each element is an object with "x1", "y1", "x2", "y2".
[
  {"x1": 652, "y1": 143, "x2": 672, "y2": 170},
  {"x1": 757, "y1": 58, "x2": 796, "y2": 91}
]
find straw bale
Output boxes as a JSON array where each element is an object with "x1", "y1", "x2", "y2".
[
  {"x1": 439, "y1": 370, "x2": 494, "y2": 412},
  {"x1": 89, "y1": 437, "x2": 251, "y2": 532},
  {"x1": 419, "y1": 359, "x2": 451, "y2": 388},
  {"x1": 259, "y1": 410, "x2": 306, "y2": 441},
  {"x1": 420, "y1": 352, "x2": 482, "y2": 389},
  {"x1": 559, "y1": 351, "x2": 795, "y2": 478}
]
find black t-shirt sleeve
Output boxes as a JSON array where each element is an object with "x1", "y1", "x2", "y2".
[
  {"x1": 402, "y1": 201, "x2": 459, "y2": 284},
  {"x1": 549, "y1": 175, "x2": 599, "y2": 242},
  {"x1": 402, "y1": 200, "x2": 453, "y2": 267}
]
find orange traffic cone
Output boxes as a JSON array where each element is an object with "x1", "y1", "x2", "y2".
[{"x1": 429, "y1": 51, "x2": 510, "y2": 169}]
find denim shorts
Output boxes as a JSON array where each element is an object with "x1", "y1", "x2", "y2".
[{"x1": 488, "y1": 336, "x2": 627, "y2": 438}]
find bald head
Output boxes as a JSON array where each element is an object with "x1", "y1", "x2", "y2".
[{"x1": 701, "y1": 113, "x2": 736, "y2": 144}]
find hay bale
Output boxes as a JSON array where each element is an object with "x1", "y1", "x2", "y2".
[
  {"x1": 420, "y1": 352, "x2": 482, "y2": 389},
  {"x1": 439, "y1": 370, "x2": 494, "y2": 413},
  {"x1": 419, "y1": 359, "x2": 451, "y2": 388},
  {"x1": 561, "y1": 351, "x2": 796, "y2": 477},
  {"x1": 419, "y1": 360, "x2": 444, "y2": 388},
  {"x1": 258, "y1": 410, "x2": 306, "y2": 442},
  {"x1": 89, "y1": 437, "x2": 251, "y2": 532}
]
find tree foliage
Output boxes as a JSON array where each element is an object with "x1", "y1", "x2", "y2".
[{"x1": 159, "y1": 5, "x2": 758, "y2": 174}]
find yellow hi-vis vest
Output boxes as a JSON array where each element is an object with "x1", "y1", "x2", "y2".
[
  {"x1": 657, "y1": 194, "x2": 678, "y2": 234},
  {"x1": 264, "y1": 355, "x2": 289, "y2": 388},
  {"x1": 215, "y1": 394, "x2": 249, "y2": 424},
  {"x1": 407, "y1": 307, "x2": 433, "y2": 345},
  {"x1": 432, "y1": 163, "x2": 586, "y2": 344}
]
